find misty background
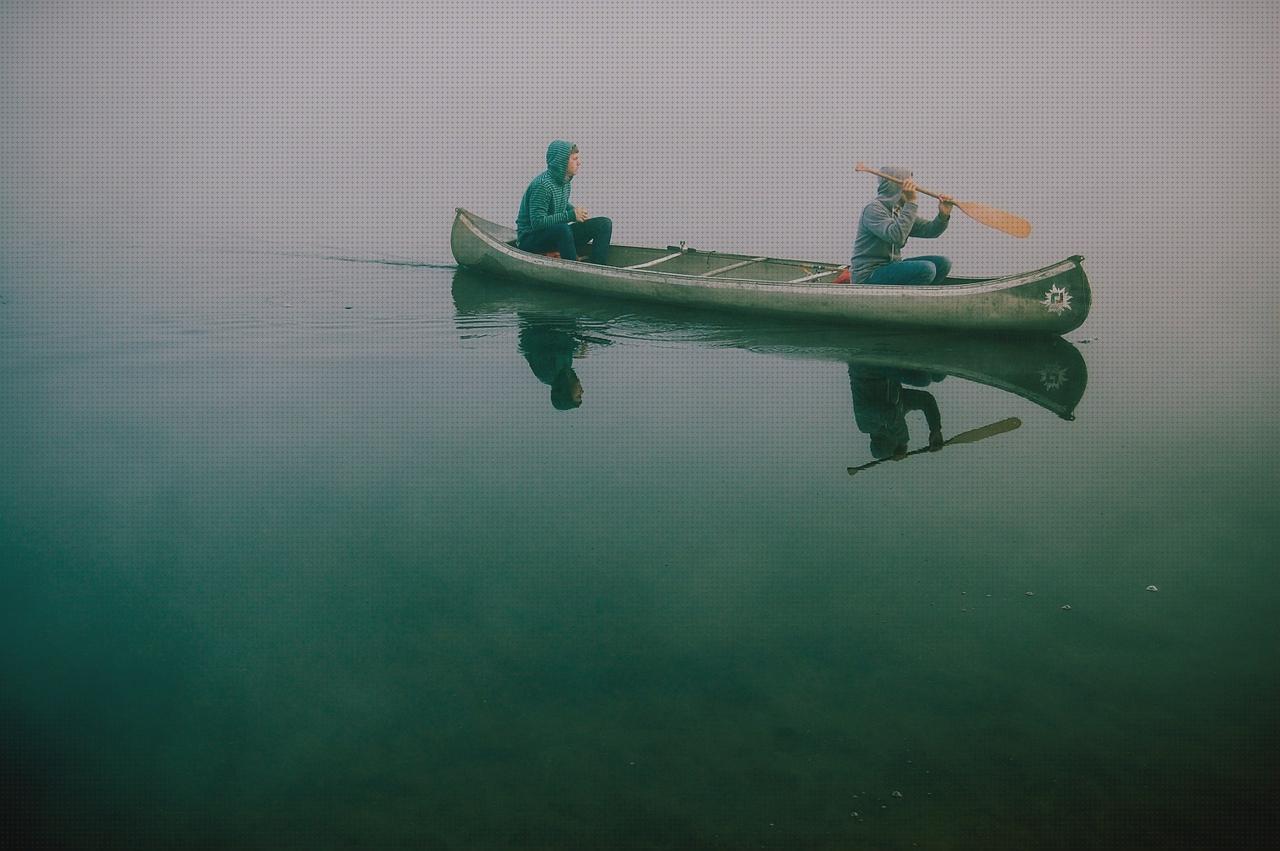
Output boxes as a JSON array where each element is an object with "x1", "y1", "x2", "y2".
[{"x1": 2, "y1": 0, "x2": 1277, "y2": 282}]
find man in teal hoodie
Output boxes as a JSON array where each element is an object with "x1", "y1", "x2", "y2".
[
  {"x1": 516, "y1": 140, "x2": 612, "y2": 263},
  {"x1": 850, "y1": 166, "x2": 954, "y2": 284}
]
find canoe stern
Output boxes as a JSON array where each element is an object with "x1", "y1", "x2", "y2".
[{"x1": 451, "y1": 208, "x2": 518, "y2": 270}]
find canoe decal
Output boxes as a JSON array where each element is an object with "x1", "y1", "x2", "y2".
[
  {"x1": 1039, "y1": 363, "x2": 1069, "y2": 390},
  {"x1": 1041, "y1": 284, "x2": 1073, "y2": 314}
]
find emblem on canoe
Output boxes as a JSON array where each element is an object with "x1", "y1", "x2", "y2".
[
  {"x1": 1039, "y1": 363, "x2": 1069, "y2": 390},
  {"x1": 1041, "y1": 284, "x2": 1072, "y2": 314}
]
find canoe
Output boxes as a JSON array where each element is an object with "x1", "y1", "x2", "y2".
[
  {"x1": 450, "y1": 208, "x2": 1091, "y2": 334},
  {"x1": 451, "y1": 269, "x2": 1088, "y2": 419}
]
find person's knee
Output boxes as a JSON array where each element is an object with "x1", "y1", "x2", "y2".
[
  {"x1": 912, "y1": 256, "x2": 950, "y2": 281},
  {"x1": 551, "y1": 223, "x2": 574, "y2": 245},
  {"x1": 904, "y1": 260, "x2": 939, "y2": 284}
]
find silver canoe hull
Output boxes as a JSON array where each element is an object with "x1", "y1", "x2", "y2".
[{"x1": 450, "y1": 208, "x2": 1091, "y2": 333}]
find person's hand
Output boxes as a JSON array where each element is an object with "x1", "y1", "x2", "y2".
[
  {"x1": 575, "y1": 207, "x2": 589, "y2": 223},
  {"x1": 900, "y1": 177, "x2": 918, "y2": 204},
  {"x1": 938, "y1": 194, "x2": 955, "y2": 216},
  {"x1": 928, "y1": 428, "x2": 944, "y2": 451}
]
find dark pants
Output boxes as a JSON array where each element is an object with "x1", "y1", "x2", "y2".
[
  {"x1": 518, "y1": 217, "x2": 613, "y2": 263},
  {"x1": 867, "y1": 255, "x2": 952, "y2": 285}
]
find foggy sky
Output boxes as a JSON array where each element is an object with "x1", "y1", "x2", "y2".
[{"x1": 2, "y1": 0, "x2": 1277, "y2": 271}]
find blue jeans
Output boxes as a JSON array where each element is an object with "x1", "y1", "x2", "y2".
[
  {"x1": 518, "y1": 217, "x2": 613, "y2": 263},
  {"x1": 867, "y1": 255, "x2": 952, "y2": 285}
]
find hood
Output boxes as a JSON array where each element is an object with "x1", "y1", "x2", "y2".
[
  {"x1": 550, "y1": 368, "x2": 582, "y2": 410},
  {"x1": 877, "y1": 165, "x2": 912, "y2": 206},
  {"x1": 545, "y1": 140, "x2": 575, "y2": 184}
]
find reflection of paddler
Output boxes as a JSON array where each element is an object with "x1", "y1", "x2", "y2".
[
  {"x1": 848, "y1": 365, "x2": 944, "y2": 459},
  {"x1": 518, "y1": 317, "x2": 587, "y2": 410}
]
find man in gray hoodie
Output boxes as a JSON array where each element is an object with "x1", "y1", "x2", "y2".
[{"x1": 850, "y1": 167, "x2": 955, "y2": 284}]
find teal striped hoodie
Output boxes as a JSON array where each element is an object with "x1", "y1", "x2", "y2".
[{"x1": 516, "y1": 140, "x2": 577, "y2": 239}]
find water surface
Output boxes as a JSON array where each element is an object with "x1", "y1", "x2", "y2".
[{"x1": 2, "y1": 241, "x2": 1277, "y2": 848}]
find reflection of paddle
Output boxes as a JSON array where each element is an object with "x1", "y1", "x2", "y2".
[
  {"x1": 846, "y1": 417, "x2": 1022, "y2": 475},
  {"x1": 855, "y1": 163, "x2": 1032, "y2": 239}
]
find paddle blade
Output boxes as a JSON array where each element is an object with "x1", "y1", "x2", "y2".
[
  {"x1": 945, "y1": 417, "x2": 1022, "y2": 445},
  {"x1": 955, "y1": 200, "x2": 1032, "y2": 239}
]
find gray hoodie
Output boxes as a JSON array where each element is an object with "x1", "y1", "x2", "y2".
[{"x1": 849, "y1": 167, "x2": 950, "y2": 283}]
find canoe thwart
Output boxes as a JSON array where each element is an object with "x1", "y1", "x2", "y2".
[
  {"x1": 702, "y1": 257, "x2": 769, "y2": 278},
  {"x1": 625, "y1": 252, "x2": 684, "y2": 270}
]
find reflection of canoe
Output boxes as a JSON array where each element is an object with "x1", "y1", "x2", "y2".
[
  {"x1": 450, "y1": 208, "x2": 1091, "y2": 334},
  {"x1": 451, "y1": 270, "x2": 1088, "y2": 419}
]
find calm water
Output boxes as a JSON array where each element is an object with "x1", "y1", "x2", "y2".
[{"x1": 1, "y1": 240, "x2": 1277, "y2": 849}]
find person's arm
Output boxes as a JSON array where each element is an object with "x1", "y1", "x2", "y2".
[
  {"x1": 910, "y1": 206, "x2": 951, "y2": 238},
  {"x1": 901, "y1": 389, "x2": 943, "y2": 448},
  {"x1": 525, "y1": 179, "x2": 576, "y2": 231},
  {"x1": 861, "y1": 200, "x2": 919, "y2": 247}
]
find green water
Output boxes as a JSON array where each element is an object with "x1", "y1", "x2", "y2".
[{"x1": 2, "y1": 248, "x2": 1277, "y2": 849}]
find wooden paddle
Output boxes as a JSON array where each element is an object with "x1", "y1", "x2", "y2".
[
  {"x1": 855, "y1": 163, "x2": 1032, "y2": 239},
  {"x1": 846, "y1": 416, "x2": 1022, "y2": 475}
]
